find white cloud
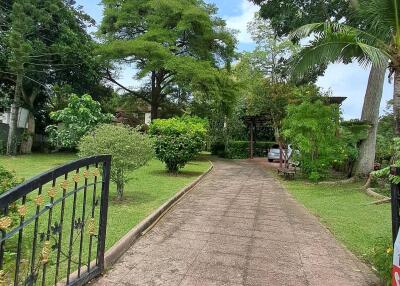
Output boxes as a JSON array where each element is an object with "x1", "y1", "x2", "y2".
[{"x1": 225, "y1": 0, "x2": 258, "y2": 44}]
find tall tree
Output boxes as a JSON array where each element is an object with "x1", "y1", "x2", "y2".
[
  {"x1": 99, "y1": 0, "x2": 236, "y2": 120},
  {"x1": 289, "y1": 0, "x2": 399, "y2": 165},
  {"x1": 1, "y1": 0, "x2": 106, "y2": 154},
  {"x1": 251, "y1": 0, "x2": 386, "y2": 177},
  {"x1": 246, "y1": 14, "x2": 298, "y2": 84}
]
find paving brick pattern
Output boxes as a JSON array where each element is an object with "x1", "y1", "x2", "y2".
[{"x1": 93, "y1": 159, "x2": 381, "y2": 286}]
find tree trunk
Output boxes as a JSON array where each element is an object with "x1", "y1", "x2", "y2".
[
  {"x1": 6, "y1": 73, "x2": 22, "y2": 155},
  {"x1": 150, "y1": 71, "x2": 162, "y2": 120},
  {"x1": 394, "y1": 69, "x2": 400, "y2": 136},
  {"x1": 150, "y1": 100, "x2": 160, "y2": 120},
  {"x1": 20, "y1": 111, "x2": 35, "y2": 154},
  {"x1": 353, "y1": 64, "x2": 386, "y2": 177}
]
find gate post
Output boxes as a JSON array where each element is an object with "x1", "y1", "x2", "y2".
[
  {"x1": 98, "y1": 155, "x2": 111, "y2": 272},
  {"x1": 391, "y1": 166, "x2": 400, "y2": 246}
]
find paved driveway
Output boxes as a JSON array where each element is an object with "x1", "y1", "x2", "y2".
[{"x1": 93, "y1": 159, "x2": 380, "y2": 286}]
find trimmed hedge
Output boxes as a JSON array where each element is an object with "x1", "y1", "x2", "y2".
[
  {"x1": 214, "y1": 141, "x2": 275, "y2": 159},
  {"x1": 149, "y1": 116, "x2": 207, "y2": 172}
]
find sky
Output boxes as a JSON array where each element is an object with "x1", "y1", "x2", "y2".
[{"x1": 75, "y1": 0, "x2": 393, "y2": 120}]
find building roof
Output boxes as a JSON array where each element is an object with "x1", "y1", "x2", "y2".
[{"x1": 325, "y1": 96, "x2": 347, "y2": 105}]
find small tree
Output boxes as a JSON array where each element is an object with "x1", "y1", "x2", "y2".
[
  {"x1": 149, "y1": 117, "x2": 207, "y2": 173},
  {"x1": 47, "y1": 94, "x2": 112, "y2": 149},
  {"x1": 282, "y1": 100, "x2": 342, "y2": 181},
  {"x1": 78, "y1": 124, "x2": 153, "y2": 199}
]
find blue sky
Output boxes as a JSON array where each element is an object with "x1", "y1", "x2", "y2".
[{"x1": 75, "y1": 0, "x2": 393, "y2": 119}]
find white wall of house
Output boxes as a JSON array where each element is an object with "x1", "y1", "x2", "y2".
[
  {"x1": 145, "y1": 113, "x2": 151, "y2": 125},
  {"x1": 0, "y1": 108, "x2": 29, "y2": 128}
]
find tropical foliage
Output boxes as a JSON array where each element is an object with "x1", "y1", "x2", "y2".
[
  {"x1": 282, "y1": 100, "x2": 342, "y2": 181},
  {"x1": 46, "y1": 94, "x2": 112, "y2": 149},
  {"x1": 289, "y1": 0, "x2": 400, "y2": 136}
]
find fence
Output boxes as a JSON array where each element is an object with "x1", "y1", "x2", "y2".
[{"x1": 0, "y1": 155, "x2": 111, "y2": 285}]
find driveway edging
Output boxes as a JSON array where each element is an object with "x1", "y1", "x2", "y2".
[{"x1": 103, "y1": 161, "x2": 214, "y2": 269}]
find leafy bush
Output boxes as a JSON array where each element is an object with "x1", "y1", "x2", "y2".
[
  {"x1": 333, "y1": 120, "x2": 371, "y2": 176},
  {"x1": 149, "y1": 116, "x2": 207, "y2": 173},
  {"x1": 47, "y1": 94, "x2": 113, "y2": 149},
  {"x1": 372, "y1": 138, "x2": 400, "y2": 184},
  {"x1": 376, "y1": 103, "x2": 395, "y2": 164},
  {"x1": 0, "y1": 166, "x2": 22, "y2": 194},
  {"x1": 370, "y1": 238, "x2": 392, "y2": 285},
  {"x1": 78, "y1": 124, "x2": 153, "y2": 199},
  {"x1": 282, "y1": 100, "x2": 341, "y2": 181}
]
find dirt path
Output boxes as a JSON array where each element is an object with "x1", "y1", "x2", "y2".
[{"x1": 93, "y1": 159, "x2": 380, "y2": 286}]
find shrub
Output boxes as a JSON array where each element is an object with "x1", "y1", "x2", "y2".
[
  {"x1": 282, "y1": 100, "x2": 341, "y2": 181},
  {"x1": 370, "y1": 238, "x2": 392, "y2": 284},
  {"x1": 149, "y1": 116, "x2": 207, "y2": 173},
  {"x1": 0, "y1": 166, "x2": 22, "y2": 194},
  {"x1": 78, "y1": 124, "x2": 153, "y2": 199},
  {"x1": 47, "y1": 94, "x2": 112, "y2": 149}
]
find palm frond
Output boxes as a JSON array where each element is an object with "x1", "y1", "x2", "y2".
[
  {"x1": 357, "y1": 43, "x2": 390, "y2": 68},
  {"x1": 289, "y1": 19, "x2": 392, "y2": 80},
  {"x1": 353, "y1": 0, "x2": 396, "y2": 42},
  {"x1": 289, "y1": 23, "x2": 325, "y2": 40},
  {"x1": 291, "y1": 34, "x2": 390, "y2": 78}
]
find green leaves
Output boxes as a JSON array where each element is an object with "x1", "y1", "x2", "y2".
[
  {"x1": 46, "y1": 94, "x2": 113, "y2": 149},
  {"x1": 289, "y1": 0, "x2": 398, "y2": 81},
  {"x1": 98, "y1": 0, "x2": 237, "y2": 114},
  {"x1": 149, "y1": 116, "x2": 207, "y2": 172},
  {"x1": 78, "y1": 124, "x2": 154, "y2": 198},
  {"x1": 0, "y1": 165, "x2": 23, "y2": 195},
  {"x1": 282, "y1": 100, "x2": 341, "y2": 180}
]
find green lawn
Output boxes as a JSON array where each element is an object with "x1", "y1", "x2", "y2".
[
  {"x1": 283, "y1": 179, "x2": 392, "y2": 283},
  {"x1": 0, "y1": 153, "x2": 211, "y2": 284}
]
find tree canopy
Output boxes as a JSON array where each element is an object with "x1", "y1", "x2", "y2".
[
  {"x1": 98, "y1": 0, "x2": 237, "y2": 119},
  {"x1": 0, "y1": 0, "x2": 108, "y2": 154},
  {"x1": 251, "y1": 0, "x2": 351, "y2": 37}
]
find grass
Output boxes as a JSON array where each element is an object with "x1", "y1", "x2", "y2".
[
  {"x1": 0, "y1": 153, "x2": 211, "y2": 284},
  {"x1": 282, "y1": 178, "x2": 392, "y2": 283}
]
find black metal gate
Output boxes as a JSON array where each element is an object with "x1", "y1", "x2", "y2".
[
  {"x1": 0, "y1": 155, "x2": 111, "y2": 285},
  {"x1": 391, "y1": 166, "x2": 400, "y2": 245}
]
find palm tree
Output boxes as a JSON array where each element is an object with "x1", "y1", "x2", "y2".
[
  {"x1": 289, "y1": 0, "x2": 400, "y2": 176},
  {"x1": 291, "y1": 0, "x2": 399, "y2": 136}
]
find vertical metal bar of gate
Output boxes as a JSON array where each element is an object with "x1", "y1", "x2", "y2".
[{"x1": 391, "y1": 166, "x2": 400, "y2": 246}]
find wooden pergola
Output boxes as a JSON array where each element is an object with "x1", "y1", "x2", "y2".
[
  {"x1": 242, "y1": 96, "x2": 347, "y2": 160},
  {"x1": 242, "y1": 115, "x2": 272, "y2": 159}
]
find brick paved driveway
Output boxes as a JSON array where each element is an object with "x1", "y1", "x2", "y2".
[{"x1": 93, "y1": 159, "x2": 380, "y2": 286}]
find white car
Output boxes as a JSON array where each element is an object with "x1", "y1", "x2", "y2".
[{"x1": 267, "y1": 144, "x2": 292, "y2": 162}]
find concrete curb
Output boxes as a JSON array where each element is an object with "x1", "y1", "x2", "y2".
[{"x1": 103, "y1": 161, "x2": 214, "y2": 269}]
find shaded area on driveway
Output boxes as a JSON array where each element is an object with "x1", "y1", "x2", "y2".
[{"x1": 93, "y1": 159, "x2": 380, "y2": 286}]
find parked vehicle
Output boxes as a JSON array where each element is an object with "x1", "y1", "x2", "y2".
[{"x1": 267, "y1": 144, "x2": 292, "y2": 162}]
